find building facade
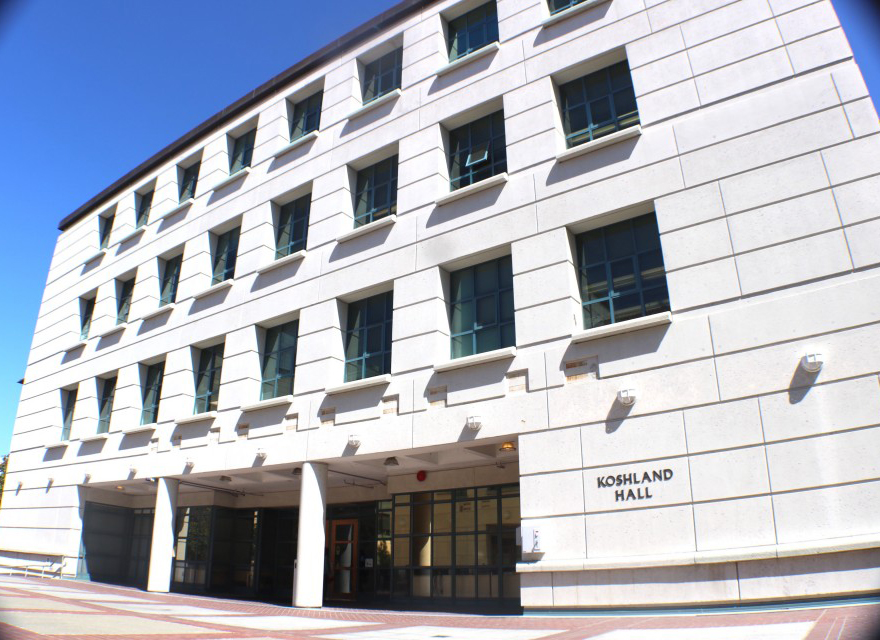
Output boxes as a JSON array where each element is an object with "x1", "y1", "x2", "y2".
[{"x1": 2, "y1": 0, "x2": 879, "y2": 611}]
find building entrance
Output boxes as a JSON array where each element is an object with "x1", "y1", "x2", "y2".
[{"x1": 326, "y1": 519, "x2": 358, "y2": 600}]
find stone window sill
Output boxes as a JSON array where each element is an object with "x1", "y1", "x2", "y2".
[
  {"x1": 273, "y1": 130, "x2": 319, "y2": 158},
  {"x1": 557, "y1": 125, "x2": 641, "y2": 163},
  {"x1": 256, "y1": 249, "x2": 307, "y2": 274},
  {"x1": 325, "y1": 374, "x2": 392, "y2": 396},
  {"x1": 433, "y1": 346, "x2": 516, "y2": 373},
  {"x1": 45, "y1": 440, "x2": 69, "y2": 450},
  {"x1": 96, "y1": 323, "x2": 127, "y2": 339},
  {"x1": 123, "y1": 423, "x2": 156, "y2": 435},
  {"x1": 337, "y1": 215, "x2": 396, "y2": 244},
  {"x1": 115, "y1": 227, "x2": 145, "y2": 246},
  {"x1": 79, "y1": 433, "x2": 108, "y2": 443},
  {"x1": 142, "y1": 303, "x2": 175, "y2": 321},
  {"x1": 177, "y1": 411, "x2": 217, "y2": 425},
  {"x1": 241, "y1": 395, "x2": 294, "y2": 412},
  {"x1": 570, "y1": 311, "x2": 671, "y2": 344},
  {"x1": 542, "y1": 0, "x2": 610, "y2": 27},
  {"x1": 211, "y1": 167, "x2": 250, "y2": 192},
  {"x1": 435, "y1": 173, "x2": 508, "y2": 207},
  {"x1": 347, "y1": 89, "x2": 402, "y2": 120},
  {"x1": 192, "y1": 279, "x2": 233, "y2": 300},
  {"x1": 82, "y1": 248, "x2": 106, "y2": 266},
  {"x1": 64, "y1": 340, "x2": 88, "y2": 353},
  {"x1": 157, "y1": 198, "x2": 194, "y2": 221},
  {"x1": 436, "y1": 41, "x2": 500, "y2": 77}
]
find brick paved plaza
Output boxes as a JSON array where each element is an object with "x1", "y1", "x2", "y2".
[{"x1": 0, "y1": 574, "x2": 877, "y2": 639}]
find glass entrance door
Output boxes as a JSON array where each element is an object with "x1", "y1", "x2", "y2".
[{"x1": 327, "y1": 519, "x2": 358, "y2": 600}]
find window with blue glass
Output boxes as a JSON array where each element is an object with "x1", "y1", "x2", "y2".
[
  {"x1": 212, "y1": 227, "x2": 240, "y2": 284},
  {"x1": 97, "y1": 376, "x2": 116, "y2": 434},
  {"x1": 559, "y1": 61, "x2": 639, "y2": 148},
  {"x1": 344, "y1": 292, "x2": 393, "y2": 382},
  {"x1": 448, "y1": 2, "x2": 499, "y2": 61},
  {"x1": 116, "y1": 277, "x2": 135, "y2": 325},
  {"x1": 548, "y1": 0, "x2": 590, "y2": 15},
  {"x1": 99, "y1": 214, "x2": 114, "y2": 249},
  {"x1": 61, "y1": 387, "x2": 77, "y2": 441},
  {"x1": 160, "y1": 254, "x2": 183, "y2": 306},
  {"x1": 290, "y1": 91, "x2": 322, "y2": 140},
  {"x1": 576, "y1": 213, "x2": 669, "y2": 329},
  {"x1": 261, "y1": 321, "x2": 298, "y2": 400},
  {"x1": 179, "y1": 162, "x2": 200, "y2": 202},
  {"x1": 80, "y1": 296, "x2": 95, "y2": 340},
  {"x1": 448, "y1": 111, "x2": 507, "y2": 191},
  {"x1": 194, "y1": 343, "x2": 224, "y2": 414},
  {"x1": 141, "y1": 362, "x2": 164, "y2": 425},
  {"x1": 276, "y1": 195, "x2": 310, "y2": 258},
  {"x1": 354, "y1": 156, "x2": 397, "y2": 227},
  {"x1": 230, "y1": 129, "x2": 256, "y2": 174},
  {"x1": 449, "y1": 256, "x2": 515, "y2": 358},
  {"x1": 136, "y1": 190, "x2": 153, "y2": 228},
  {"x1": 362, "y1": 49, "x2": 402, "y2": 104}
]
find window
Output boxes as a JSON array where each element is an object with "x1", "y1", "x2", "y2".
[
  {"x1": 136, "y1": 190, "x2": 153, "y2": 228},
  {"x1": 99, "y1": 214, "x2": 114, "y2": 249},
  {"x1": 80, "y1": 296, "x2": 95, "y2": 340},
  {"x1": 576, "y1": 212, "x2": 669, "y2": 329},
  {"x1": 354, "y1": 156, "x2": 398, "y2": 227},
  {"x1": 141, "y1": 362, "x2": 164, "y2": 425},
  {"x1": 160, "y1": 255, "x2": 183, "y2": 306},
  {"x1": 276, "y1": 196, "x2": 310, "y2": 258},
  {"x1": 450, "y1": 255, "x2": 515, "y2": 358},
  {"x1": 548, "y1": 0, "x2": 589, "y2": 14},
  {"x1": 448, "y1": 2, "x2": 499, "y2": 61},
  {"x1": 179, "y1": 162, "x2": 200, "y2": 202},
  {"x1": 261, "y1": 321, "x2": 298, "y2": 400},
  {"x1": 362, "y1": 48, "x2": 402, "y2": 104},
  {"x1": 559, "y1": 61, "x2": 639, "y2": 148},
  {"x1": 290, "y1": 91, "x2": 322, "y2": 140},
  {"x1": 61, "y1": 387, "x2": 77, "y2": 441},
  {"x1": 117, "y1": 277, "x2": 135, "y2": 325},
  {"x1": 97, "y1": 376, "x2": 117, "y2": 434},
  {"x1": 194, "y1": 343, "x2": 224, "y2": 414},
  {"x1": 448, "y1": 111, "x2": 507, "y2": 191},
  {"x1": 212, "y1": 227, "x2": 240, "y2": 284},
  {"x1": 230, "y1": 129, "x2": 256, "y2": 174},
  {"x1": 344, "y1": 291, "x2": 393, "y2": 382}
]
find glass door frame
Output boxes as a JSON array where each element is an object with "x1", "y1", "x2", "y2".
[{"x1": 326, "y1": 518, "x2": 359, "y2": 600}]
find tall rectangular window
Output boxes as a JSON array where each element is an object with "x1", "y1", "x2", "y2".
[
  {"x1": 141, "y1": 362, "x2": 164, "y2": 425},
  {"x1": 448, "y1": 111, "x2": 507, "y2": 191},
  {"x1": 261, "y1": 321, "x2": 298, "y2": 400},
  {"x1": 290, "y1": 92, "x2": 322, "y2": 140},
  {"x1": 179, "y1": 162, "x2": 200, "y2": 202},
  {"x1": 117, "y1": 277, "x2": 135, "y2": 325},
  {"x1": 136, "y1": 190, "x2": 153, "y2": 228},
  {"x1": 97, "y1": 376, "x2": 117, "y2": 434},
  {"x1": 450, "y1": 256, "x2": 515, "y2": 359},
  {"x1": 576, "y1": 213, "x2": 669, "y2": 329},
  {"x1": 230, "y1": 129, "x2": 256, "y2": 174},
  {"x1": 354, "y1": 156, "x2": 398, "y2": 227},
  {"x1": 276, "y1": 196, "x2": 310, "y2": 258},
  {"x1": 548, "y1": 0, "x2": 588, "y2": 14},
  {"x1": 212, "y1": 227, "x2": 240, "y2": 284},
  {"x1": 160, "y1": 255, "x2": 183, "y2": 306},
  {"x1": 99, "y1": 214, "x2": 114, "y2": 249},
  {"x1": 344, "y1": 292, "x2": 393, "y2": 382},
  {"x1": 61, "y1": 387, "x2": 77, "y2": 441},
  {"x1": 448, "y1": 2, "x2": 499, "y2": 62},
  {"x1": 194, "y1": 343, "x2": 224, "y2": 414},
  {"x1": 80, "y1": 296, "x2": 95, "y2": 340},
  {"x1": 362, "y1": 49, "x2": 402, "y2": 104},
  {"x1": 559, "y1": 61, "x2": 639, "y2": 148}
]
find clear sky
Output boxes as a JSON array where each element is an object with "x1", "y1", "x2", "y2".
[{"x1": 0, "y1": 0, "x2": 878, "y2": 457}]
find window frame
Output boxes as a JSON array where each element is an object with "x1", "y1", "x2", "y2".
[
  {"x1": 136, "y1": 190, "x2": 154, "y2": 229},
  {"x1": 97, "y1": 376, "x2": 117, "y2": 435},
  {"x1": 448, "y1": 111, "x2": 507, "y2": 191},
  {"x1": 141, "y1": 362, "x2": 164, "y2": 425},
  {"x1": 179, "y1": 162, "x2": 200, "y2": 202},
  {"x1": 116, "y1": 277, "x2": 135, "y2": 325},
  {"x1": 229, "y1": 129, "x2": 256, "y2": 174},
  {"x1": 61, "y1": 387, "x2": 77, "y2": 441},
  {"x1": 160, "y1": 254, "x2": 183, "y2": 306},
  {"x1": 211, "y1": 227, "x2": 240, "y2": 285},
  {"x1": 80, "y1": 296, "x2": 96, "y2": 340},
  {"x1": 260, "y1": 321, "x2": 299, "y2": 400},
  {"x1": 194, "y1": 343, "x2": 225, "y2": 414},
  {"x1": 449, "y1": 255, "x2": 516, "y2": 359},
  {"x1": 99, "y1": 214, "x2": 114, "y2": 249},
  {"x1": 354, "y1": 156, "x2": 398, "y2": 228},
  {"x1": 548, "y1": 0, "x2": 588, "y2": 14},
  {"x1": 362, "y1": 48, "x2": 403, "y2": 105},
  {"x1": 290, "y1": 91, "x2": 323, "y2": 141},
  {"x1": 343, "y1": 291, "x2": 394, "y2": 383},
  {"x1": 276, "y1": 195, "x2": 310, "y2": 258},
  {"x1": 447, "y1": 2, "x2": 499, "y2": 62}
]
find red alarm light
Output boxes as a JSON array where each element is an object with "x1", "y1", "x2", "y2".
[{"x1": 416, "y1": 470, "x2": 427, "y2": 482}]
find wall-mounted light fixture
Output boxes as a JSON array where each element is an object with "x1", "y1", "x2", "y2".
[
  {"x1": 129, "y1": 467, "x2": 137, "y2": 476},
  {"x1": 219, "y1": 475, "x2": 232, "y2": 482},
  {"x1": 465, "y1": 416, "x2": 482, "y2": 431},
  {"x1": 115, "y1": 485, "x2": 125, "y2": 491},
  {"x1": 383, "y1": 456, "x2": 400, "y2": 467},
  {"x1": 617, "y1": 389, "x2": 637, "y2": 406},
  {"x1": 255, "y1": 449, "x2": 267, "y2": 460},
  {"x1": 348, "y1": 434, "x2": 361, "y2": 448},
  {"x1": 83, "y1": 474, "x2": 91, "y2": 483},
  {"x1": 499, "y1": 441, "x2": 517, "y2": 452},
  {"x1": 800, "y1": 352, "x2": 824, "y2": 373},
  {"x1": 292, "y1": 467, "x2": 302, "y2": 476},
  {"x1": 185, "y1": 459, "x2": 194, "y2": 469}
]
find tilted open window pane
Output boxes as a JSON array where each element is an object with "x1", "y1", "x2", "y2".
[
  {"x1": 141, "y1": 362, "x2": 164, "y2": 425},
  {"x1": 344, "y1": 291, "x2": 393, "y2": 382},
  {"x1": 99, "y1": 215, "x2": 114, "y2": 249},
  {"x1": 276, "y1": 195, "x2": 310, "y2": 258},
  {"x1": 354, "y1": 156, "x2": 398, "y2": 227},
  {"x1": 448, "y1": 2, "x2": 499, "y2": 61},
  {"x1": 194, "y1": 343, "x2": 224, "y2": 414},
  {"x1": 261, "y1": 321, "x2": 298, "y2": 400},
  {"x1": 576, "y1": 212, "x2": 669, "y2": 329},
  {"x1": 230, "y1": 129, "x2": 256, "y2": 174},
  {"x1": 136, "y1": 190, "x2": 153, "y2": 229},
  {"x1": 559, "y1": 61, "x2": 639, "y2": 148},
  {"x1": 180, "y1": 163, "x2": 200, "y2": 202},
  {"x1": 117, "y1": 278, "x2": 135, "y2": 325},
  {"x1": 61, "y1": 387, "x2": 77, "y2": 441},
  {"x1": 290, "y1": 91, "x2": 323, "y2": 140},
  {"x1": 160, "y1": 255, "x2": 183, "y2": 306},
  {"x1": 448, "y1": 111, "x2": 507, "y2": 191},
  {"x1": 449, "y1": 256, "x2": 515, "y2": 359},
  {"x1": 212, "y1": 227, "x2": 240, "y2": 284},
  {"x1": 80, "y1": 297, "x2": 95, "y2": 340},
  {"x1": 362, "y1": 49, "x2": 402, "y2": 104},
  {"x1": 548, "y1": 0, "x2": 589, "y2": 15},
  {"x1": 97, "y1": 376, "x2": 117, "y2": 434}
]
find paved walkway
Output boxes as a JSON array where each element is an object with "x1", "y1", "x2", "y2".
[{"x1": 0, "y1": 575, "x2": 877, "y2": 639}]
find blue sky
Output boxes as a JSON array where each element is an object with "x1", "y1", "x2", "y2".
[{"x1": 0, "y1": 0, "x2": 878, "y2": 457}]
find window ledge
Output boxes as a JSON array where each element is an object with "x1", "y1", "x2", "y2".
[
  {"x1": 115, "y1": 227, "x2": 145, "y2": 246},
  {"x1": 436, "y1": 41, "x2": 500, "y2": 77},
  {"x1": 347, "y1": 88, "x2": 402, "y2": 121},
  {"x1": 241, "y1": 395, "x2": 294, "y2": 412},
  {"x1": 273, "y1": 130, "x2": 319, "y2": 158},
  {"x1": 211, "y1": 167, "x2": 250, "y2": 192},
  {"x1": 158, "y1": 198, "x2": 194, "y2": 220},
  {"x1": 433, "y1": 346, "x2": 517, "y2": 373},
  {"x1": 79, "y1": 433, "x2": 108, "y2": 443},
  {"x1": 556, "y1": 125, "x2": 642, "y2": 163},
  {"x1": 142, "y1": 303, "x2": 175, "y2": 321},
  {"x1": 325, "y1": 374, "x2": 392, "y2": 396},
  {"x1": 570, "y1": 311, "x2": 672, "y2": 344},
  {"x1": 435, "y1": 173, "x2": 508, "y2": 207},
  {"x1": 337, "y1": 215, "x2": 396, "y2": 244},
  {"x1": 192, "y1": 279, "x2": 234, "y2": 300},
  {"x1": 64, "y1": 340, "x2": 87, "y2": 353},
  {"x1": 542, "y1": 0, "x2": 610, "y2": 27},
  {"x1": 45, "y1": 440, "x2": 69, "y2": 450},
  {"x1": 177, "y1": 411, "x2": 217, "y2": 425},
  {"x1": 256, "y1": 249, "x2": 307, "y2": 274},
  {"x1": 96, "y1": 323, "x2": 127, "y2": 339},
  {"x1": 83, "y1": 248, "x2": 106, "y2": 265},
  {"x1": 123, "y1": 423, "x2": 156, "y2": 435}
]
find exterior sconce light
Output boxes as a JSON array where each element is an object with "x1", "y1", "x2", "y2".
[
  {"x1": 185, "y1": 459, "x2": 194, "y2": 469},
  {"x1": 129, "y1": 467, "x2": 137, "y2": 476},
  {"x1": 219, "y1": 475, "x2": 232, "y2": 482},
  {"x1": 292, "y1": 467, "x2": 302, "y2": 476},
  {"x1": 466, "y1": 416, "x2": 482, "y2": 431},
  {"x1": 383, "y1": 456, "x2": 400, "y2": 467},
  {"x1": 348, "y1": 434, "x2": 361, "y2": 448},
  {"x1": 115, "y1": 485, "x2": 124, "y2": 491},
  {"x1": 617, "y1": 389, "x2": 637, "y2": 406},
  {"x1": 83, "y1": 474, "x2": 91, "y2": 483},
  {"x1": 255, "y1": 450, "x2": 267, "y2": 460},
  {"x1": 800, "y1": 352, "x2": 823, "y2": 373},
  {"x1": 498, "y1": 441, "x2": 517, "y2": 452}
]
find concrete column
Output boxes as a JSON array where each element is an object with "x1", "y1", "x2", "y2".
[
  {"x1": 146, "y1": 477, "x2": 179, "y2": 593},
  {"x1": 293, "y1": 462, "x2": 328, "y2": 607}
]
